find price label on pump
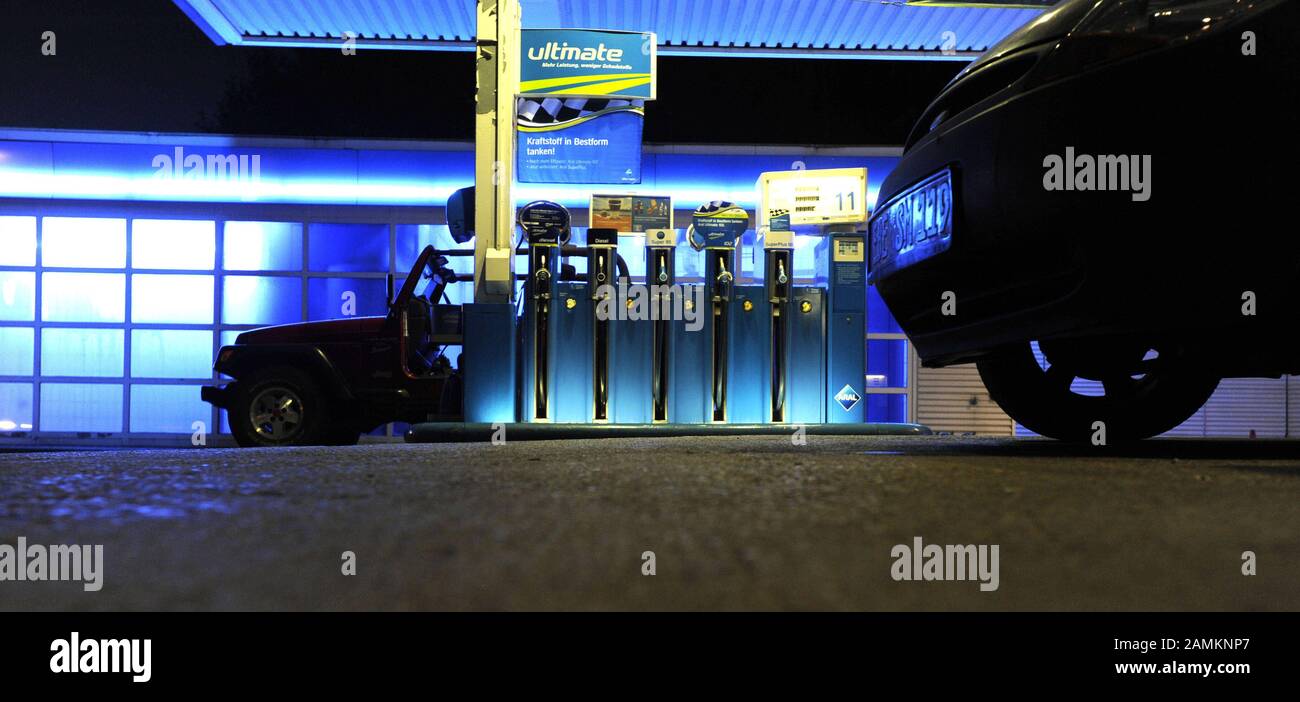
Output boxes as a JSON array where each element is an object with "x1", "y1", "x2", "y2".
[{"x1": 757, "y1": 168, "x2": 868, "y2": 227}]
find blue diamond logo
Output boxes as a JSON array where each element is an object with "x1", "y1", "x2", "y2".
[{"x1": 835, "y1": 384, "x2": 861, "y2": 412}]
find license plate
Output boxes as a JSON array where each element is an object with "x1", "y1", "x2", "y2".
[{"x1": 868, "y1": 168, "x2": 953, "y2": 281}]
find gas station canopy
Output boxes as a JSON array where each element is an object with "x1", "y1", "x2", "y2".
[{"x1": 173, "y1": 0, "x2": 1044, "y2": 59}]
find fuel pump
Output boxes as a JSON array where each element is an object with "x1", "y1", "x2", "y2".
[
  {"x1": 823, "y1": 224, "x2": 867, "y2": 423},
  {"x1": 688, "y1": 202, "x2": 749, "y2": 423},
  {"x1": 519, "y1": 200, "x2": 571, "y2": 422},
  {"x1": 757, "y1": 167, "x2": 869, "y2": 424},
  {"x1": 587, "y1": 227, "x2": 618, "y2": 422},
  {"x1": 646, "y1": 228, "x2": 676, "y2": 422},
  {"x1": 761, "y1": 227, "x2": 795, "y2": 422}
]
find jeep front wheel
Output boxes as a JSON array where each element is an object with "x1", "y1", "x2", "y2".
[{"x1": 230, "y1": 368, "x2": 327, "y2": 447}]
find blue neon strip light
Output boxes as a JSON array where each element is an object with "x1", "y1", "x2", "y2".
[{"x1": 0, "y1": 132, "x2": 898, "y2": 210}]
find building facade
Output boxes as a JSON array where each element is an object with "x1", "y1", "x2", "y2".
[{"x1": 1, "y1": 128, "x2": 1293, "y2": 446}]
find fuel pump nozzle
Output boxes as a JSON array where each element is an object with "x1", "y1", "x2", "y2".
[
  {"x1": 713, "y1": 258, "x2": 734, "y2": 299},
  {"x1": 533, "y1": 253, "x2": 551, "y2": 287},
  {"x1": 646, "y1": 229, "x2": 678, "y2": 423},
  {"x1": 762, "y1": 228, "x2": 796, "y2": 423},
  {"x1": 587, "y1": 228, "x2": 620, "y2": 422}
]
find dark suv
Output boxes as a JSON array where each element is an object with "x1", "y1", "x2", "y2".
[
  {"x1": 869, "y1": 0, "x2": 1298, "y2": 441},
  {"x1": 202, "y1": 246, "x2": 464, "y2": 447}
]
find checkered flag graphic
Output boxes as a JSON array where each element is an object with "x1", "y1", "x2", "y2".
[
  {"x1": 697, "y1": 201, "x2": 742, "y2": 214},
  {"x1": 517, "y1": 97, "x2": 644, "y2": 128}
]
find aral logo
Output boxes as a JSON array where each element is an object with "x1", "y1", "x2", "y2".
[{"x1": 835, "y1": 384, "x2": 861, "y2": 412}]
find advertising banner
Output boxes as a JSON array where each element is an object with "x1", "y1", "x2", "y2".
[
  {"x1": 590, "y1": 194, "x2": 672, "y2": 232},
  {"x1": 688, "y1": 202, "x2": 749, "y2": 250},
  {"x1": 521, "y1": 28, "x2": 656, "y2": 99},
  {"x1": 517, "y1": 97, "x2": 644, "y2": 184}
]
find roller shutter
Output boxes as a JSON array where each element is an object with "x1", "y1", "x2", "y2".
[
  {"x1": 1202, "y1": 377, "x2": 1287, "y2": 438},
  {"x1": 916, "y1": 363, "x2": 1014, "y2": 435},
  {"x1": 1289, "y1": 377, "x2": 1300, "y2": 437}
]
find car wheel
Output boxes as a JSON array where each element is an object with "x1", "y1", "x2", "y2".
[
  {"x1": 229, "y1": 367, "x2": 327, "y2": 447},
  {"x1": 976, "y1": 340, "x2": 1219, "y2": 442}
]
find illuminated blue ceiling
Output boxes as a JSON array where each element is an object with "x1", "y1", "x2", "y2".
[{"x1": 173, "y1": 0, "x2": 1044, "y2": 59}]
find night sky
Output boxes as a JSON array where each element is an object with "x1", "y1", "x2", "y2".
[{"x1": 0, "y1": 0, "x2": 963, "y2": 145}]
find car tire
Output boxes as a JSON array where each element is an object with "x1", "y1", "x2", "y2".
[
  {"x1": 977, "y1": 341, "x2": 1219, "y2": 442},
  {"x1": 229, "y1": 367, "x2": 328, "y2": 447}
]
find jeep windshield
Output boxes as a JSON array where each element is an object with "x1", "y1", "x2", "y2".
[{"x1": 395, "y1": 245, "x2": 439, "y2": 307}]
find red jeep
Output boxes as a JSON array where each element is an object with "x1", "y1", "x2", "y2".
[{"x1": 201, "y1": 246, "x2": 464, "y2": 447}]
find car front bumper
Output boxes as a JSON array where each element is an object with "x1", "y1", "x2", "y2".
[
  {"x1": 201, "y1": 384, "x2": 233, "y2": 409},
  {"x1": 870, "y1": 100, "x2": 1088, "y2": 367}
]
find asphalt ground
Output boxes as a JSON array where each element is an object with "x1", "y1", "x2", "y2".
[{"x1": 1, "y1": 436, "x2": 1297, "y2": 611}]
